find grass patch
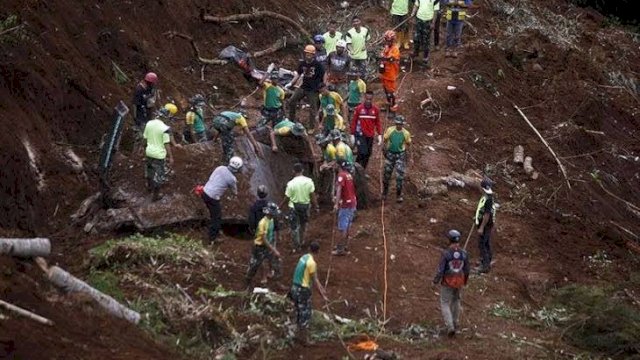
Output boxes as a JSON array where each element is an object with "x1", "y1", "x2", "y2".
[
  {"x1": 86, "y1": 270, "x2": 125, "y2": 302},
  {"x1": 90, "y1": 233, "x2": 212, "y2": 269},
  {"x1": 553, "y1": 284, "x2": 640, "y2": 357}
]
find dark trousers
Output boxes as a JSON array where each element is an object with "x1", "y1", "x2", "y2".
[
  {"x1": 478, "y1": 224, "x2": 493, "y2": 269},
  {"x1": 289, "y1": 203, "x2": 310, "y2": 250},
  {"x1": 288, "y1": 88, "x2": 319, "y2": 129},
  {"x1": 202, "y1": 193, "x2": 222, "y2": 242},
  {"x1": 355, "y1": 135, "x2": 374, "y2": 170},
  {"x1": 433, "y1": 11, "x2": 442, "y2": 47},
  {"x1": 413, "y1": 19, "x2": 432, "y2": 58}
]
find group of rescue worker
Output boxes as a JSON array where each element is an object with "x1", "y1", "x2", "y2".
[{"x1": 132, "y1": 0, "x2": 491, "y2": 345}]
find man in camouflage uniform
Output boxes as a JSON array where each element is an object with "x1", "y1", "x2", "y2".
[
  {"x1": 382, "y1": 115, "x2": 411, "y2": 203},
  {"x1": 290, "y1": 242, "x2": 328, "y2": 345},
  {"x1": 245, "y1": 203, "x2": 282, "y2": 288},
  {"x1": 212, "y1": 110, "x2": 263, "y2": 163}
]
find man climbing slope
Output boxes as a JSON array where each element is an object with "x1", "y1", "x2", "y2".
[
  {"x1": 382, "y1": 115, "x2": 411, "y2": 202},
  {"x1": 345, "y1": 16, "x2": 371, "y2": 77},
  {"x1": 211, "y1": 110, "x2": 263, "y2": 163},
  {"x1": 379, "y1": 30, "x2": 401, "y2": 112},
  {"x1": 286, "y1": 45, "x2": 326, "y2": 130}
]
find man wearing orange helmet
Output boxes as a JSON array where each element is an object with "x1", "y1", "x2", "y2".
[
  {"x1": 379, "y1": 30, "x2": 401, "y2": 112},
  {"x1": 132, "y1": 72, "x2": 159, "y2": 131},
  {"x1": 286, "y1": 45, "x2": 326, "y2": 129}
]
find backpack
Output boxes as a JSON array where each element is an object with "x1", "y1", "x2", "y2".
[{"x1": 443, "y1": 249, "x2": 466, "y2": 288}]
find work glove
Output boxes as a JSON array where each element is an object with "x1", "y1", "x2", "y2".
[
  {"x1": 377, "y1": 135, "x2": 382, "y2": 146},
  {"x1": 350, "y1": 135, "x2": 355, "y2": 145}
]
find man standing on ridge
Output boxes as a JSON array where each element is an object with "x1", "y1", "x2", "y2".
[
  {"x1": 443, "y1": 0, "x2": 473, "y2": 58},
  {"x1": 390, "y1": 0, "x2": 412, "y2": 50},
  {"x1": 323, "y1": 20, "x2": 343, "y2": 54},
  {"x1": 350, "y1": 91, "x2": 381, "y2": 172},
  {"x1": 382, "y1": 115, "x2": 411, "y2": 202},
  {"x1": 286, "y1": 45, "x2": 326, "y2": 130},
  {"x1": 290, "y1": 241, "x2": 328, "y2": 345},
  {"x1": 280, "y1": 163, "x2": 319, "y2": 252},
  {"x1": 345, "y1": 16, "x2": 371, "y2": 77},
  {"x1": 260, "y1": 71, "x2": 286, "y2": 127},
  {"x1": 379, "y1": 30, "x2": 401, "y2": 112},
  {"x1": 411, "y1": 0, "x2": 440, "y2": 65},
  {"x1": 324, "y1": 40, "x2": 352, "y2": 98},
  {"x1": 313, "y1": 34, "x2": 329, "y2": 65},
  {"x1": 432, "y1": 229, "x2": 470, "y2": 337},
  {"x1": 201, "y1": 156, "x2": 244, "y2": 245},
  {"x1": 474, "y1": 178, "x2": 496, "y2": 273}
]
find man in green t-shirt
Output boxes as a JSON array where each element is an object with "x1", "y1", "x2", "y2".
[
  {"x1": 390, "y1": 0, "x2": 411, "y2": 49},
  {"x1": 184, "y1": 94, "x2": 208, "y2": 143},
  {"x1": 323, "y1": 20, "x2": 343, "y2": 54},
  {"x1": 143, "y1": 111, "x2": 180, "y2": 201},
  {"x1": 411, "y1": 0, "x2": 439, "y2": 65},
  {"x1": 346, "y1": 71, "x2": 367, "y2": 120},
  {"x1": 280, "y1": 163, "x2": 319, "y2": 252},
  {"x1": 267, "y1": 118, "x2": 318, "y2": 159},
  {"x1": 290, "y1": 241, "x2": 328, "y2": 345},
  {"x1": 344, "y1": 16, "x2": 371, "y2": 78},
  {"x1": 260, "y1": 72, "x2": 286, "y2": 127},
  {"x1": 382, "y1": 115, "x2": 411, "y2": 203},
  {"x1": 212, "y1": 111, "x2": 264, "y2": 163}
]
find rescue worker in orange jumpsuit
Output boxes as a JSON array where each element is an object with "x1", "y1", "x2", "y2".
[{"x1": 378, "y1": 30, "x2": 401, "y2": 113}]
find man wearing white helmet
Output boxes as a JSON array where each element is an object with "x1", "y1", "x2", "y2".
[
  {"x1": 201, "y1": 156, "x2": 243, "y2": 244},
  {"x1": 324, "y1": 39, "x2": 352, "y2": 98}
]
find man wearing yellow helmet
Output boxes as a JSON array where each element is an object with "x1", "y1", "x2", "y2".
[{"x1": 286, "y1": 45, "x2": 326, "y2": 130}]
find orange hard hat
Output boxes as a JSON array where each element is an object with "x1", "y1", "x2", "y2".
[
  {"x1": 304, "y1": 44, "x2": 316, "y2": 54},
  {"x1": 384, "y1": 30, "x2": 396, "y2": 41}
]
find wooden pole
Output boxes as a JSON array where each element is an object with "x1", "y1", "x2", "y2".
[
  {"x1": 0, "y1": 238, "x2": 51, "y2": 257},
  {"x1": 0, "y1": 299, "x2": 54, "y2": 326},
  {"x1": 514, "y1": 105, "x2": 571, "y2": 189}
]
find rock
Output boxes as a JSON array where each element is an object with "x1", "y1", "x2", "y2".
[{"x1": 532, "y1": 63, "x2": 543, "y2": 71}]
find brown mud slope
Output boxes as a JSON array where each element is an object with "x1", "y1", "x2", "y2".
[{"x1": 1, "y1": 0, "x2": 640, "y2": 359}]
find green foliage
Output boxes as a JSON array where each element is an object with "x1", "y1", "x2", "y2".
[
  {"x1": 0, "y1": 15, "x2": 28, "y2": 44},
  {"x1": 197, "y1": 285, "x2": 244, "y2": 299},
  {"x1": 90, "y1": 233, "x2": 211, "y2": 269},
  {"x1": 489, "y1": 301, "x2": 523, "y2": 320},
  {"x1": 86, "y1": 270, "x2": 125, "y2": 302},
  {"x1": 553, "y1": 285, "x2": 640, "y2": 356}
]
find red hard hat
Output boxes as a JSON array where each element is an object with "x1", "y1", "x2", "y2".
[{"x1": 144, "y1": 72, "x2": 158, "y2": 84}]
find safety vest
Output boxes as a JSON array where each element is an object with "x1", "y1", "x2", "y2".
[
  {"x1": 475, "y1": 194, "x2": 497, "y2": 225},
  {"x1": 445, "y1": 0, "x2": 468, "y2": 21}
]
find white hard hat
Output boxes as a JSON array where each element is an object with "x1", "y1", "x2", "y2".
[
  {"x1": 228, "y1": 156, "x2": 244, "y2": 171},
  {"x1": 336, "y1": 39, "x2": 347, "y2": 48}
]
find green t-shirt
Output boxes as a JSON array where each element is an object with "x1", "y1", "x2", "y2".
[
  {"x1": 285, "y1": 175, "x2": 315, "y2": 207},
  {"x1": 347, "y1": 79, "x2": 367, "y2": 105},
  {"x1": 391, "y1": 0, "x2": 410, "y2": 15},
  {"x1": 143, "y1": 119, "x2": 170, "y2": 159},
  {"x1": 274, "y1": 119, "x2": 295, "y2": 130},
  {"x1": 191, "y1": 108, "x2": 206, "y2": 133},
  {"x1": 293, "y1": 254, "x2": 317, "y2": 288},
  {"x1": 415, "y1": 0, "x2": 437, "y2": 21},
  {"x1": 384, "y1": 127, "x2": 411, "y2": 153},
  {"x1": 323, "y1": 31, "x2": 343, "y2": 54},
  {"x1": 263, "y1": 83, "x2": 284, "y2": 109},
  {"x1": 346, "y1": 27, "x2": 370, "y2": 60}
]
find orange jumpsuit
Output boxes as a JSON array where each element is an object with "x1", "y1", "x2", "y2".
[{"x1": 380, "y1": 44, "x2": 400, "y2": 93}]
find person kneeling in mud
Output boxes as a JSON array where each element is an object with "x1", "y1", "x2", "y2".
[
  {"x1": 268, "y1": 118, "x2": 318, "y2": 159},
  {"x1": 245, "y1": 202, "x2": 282, "y2": 288}
]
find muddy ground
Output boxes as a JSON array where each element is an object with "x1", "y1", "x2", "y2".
[{"x1": 1, "y1": 0, "x2": 639, "y2": 359}]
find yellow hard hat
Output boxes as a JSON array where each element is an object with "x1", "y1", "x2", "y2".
[{"x1": 164, "y1": 103, "x2": 178, "y2": 115}]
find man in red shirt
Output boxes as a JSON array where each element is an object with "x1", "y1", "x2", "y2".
[
  {"x1": 332, "y1": 160, "x2": 357, "y2": 256},
  {"x1": 349, "y1": 91, "x2": 382, "y2": 172}
]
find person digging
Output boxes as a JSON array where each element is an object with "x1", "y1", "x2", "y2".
[
  {"x1": 183, "y1": 94, "x2": 208, "y2": 144},
  {"x1": 201, "y1": 156, "x2": 243, "y2": 245},
  {"x1": 332, "y1": 160, "x2": 357, "y2": 256},
  {"x1": 432, "y1": 229, "x2": 470, "y2": 337},
  {"x1": 382, "y1": 115, "x2": 412, "y2": 203},
  {"x1": 321, "y1": 129, "x2": 354, "y2": 172},
  {"x1": 211, "y1": 110, "x2": 263, "y2": 163},
  {"x1": 319, "y1": 103, "x2": 346, "y2": 137},
  {"x1": 290, "y1": 241, "x2": 329, "y2": 345},
  {"x1": 245, "y1": 202, "x2": 282, "y2": 289},
  {"x1": 267, "y1": 118, "x2": 318, "y2": 160}
]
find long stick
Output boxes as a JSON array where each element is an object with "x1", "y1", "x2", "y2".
[
  {"x1": 463, "y1": 222, "x2": 475, "y2": 250},
  {"x1": 514, "y1": 105, "x2": 571, "y2": 190},
  {"x1": 202, "y1": 10, "x2": 312, "y2": 39},
  {"x1": 0, "y1": 299, "x2": 54, "y2": 326}
]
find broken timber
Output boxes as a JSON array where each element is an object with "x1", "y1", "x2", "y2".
[
  {"x1": 201, "y1": 10, "x2": 312, "y2": 39},
  {"x1": 0, "y1": 299, "x2": 54, "y2": 326},
  {"x1": 0, "y1": 238, "x2": 51, "y2": 258}
]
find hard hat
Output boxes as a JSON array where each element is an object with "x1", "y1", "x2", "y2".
[
  {"x1": 336, "y1": 39, "x2": 347, "y2": 48},
  {"x1": 394, "y1": 115, "x2": 405, "y2": 124},
  {"x1": 291, "y1": 122, "x2": 306, "y2": 136},
  {"x1": 257, "y1": 185, "x2": 268, "y2": 199},
  {"x1": 304, "y1": 44, "x2": 317, "y2": 54},
  {"x1": 144, "y1": 72, "x2": 158, "y2": 84},
  {"x1": 313, "y1": 34, "x2": 325, "y2": 43},
  {"x1": 163, "y1": 103, "x2": 178, "y2": 115},
  {"x1": 325, "y1": 104, "x2": 336, "y2": 115},
  {"x1": 263, "y1": 202, "x2": 280, "y2": 216},
  {"x1": 228, "y1": 156, "x2": 244, "y2": 171},
  {"x1": 191, "y1": 94, "x2": 206, "y2": 105},
  {"x1": 156, "y1": 107, "x2": 170, "y2": 118},
  {"x1": 338, "y1": 159, "x2": 353, "y2": 170},
  {"x1": 331, "y1": 129, "x2": 342, "y2": 140},
  {"x1": 481, "y1": 178, "x2": 494, "y2": 194},
  {"x1": 315, "y1": 133, "x2": 330, "y2": 145},
  {"x1": 447, "y1": 229, "x2": 461, "y2": 242},
  {"x1": 383, "y1": 30, "x2": 396, "y2": 42}
]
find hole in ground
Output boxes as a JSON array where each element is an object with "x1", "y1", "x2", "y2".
[{"x1": 221, "y1": 219, "x2": 253, "y2": 240}]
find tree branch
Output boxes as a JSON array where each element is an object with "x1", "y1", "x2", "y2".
[{"x1": 201, "y1": 10, "x2": 311, "y2": 39}]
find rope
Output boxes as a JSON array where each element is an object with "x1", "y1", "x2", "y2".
[{"x1": 324, "y1": 171, "x2": 338, "y2": 288}]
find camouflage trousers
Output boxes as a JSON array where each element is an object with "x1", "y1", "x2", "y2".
[
  {"x1": 413, "y1": 19, "x2": 432, "y2": 57},
  {"x1": 245, "y1": 245, "x2": 281, "y2": 283},
  {"x1": 145, "y1": 157, "x2": 167, "y2": 190},
  {"x1": 383, "y1": 151, "x2": 406, "y2": 195},
  {"x1": 289, "y1": 203, "x2": 310, "y2": 251},
  {"x1": 290, "y1": 284, "x2": 312, "y2": 329},
  {"x1": 219, "y1": 130, "x2": 235, "y2": 164}
]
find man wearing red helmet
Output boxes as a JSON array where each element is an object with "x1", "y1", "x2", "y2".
[
  {"x1": 379, "y1": 31, "x2": 401, "y2": 112},
  {"x1": 132, "y1": 72, "x2": 159, "y2": 131}
]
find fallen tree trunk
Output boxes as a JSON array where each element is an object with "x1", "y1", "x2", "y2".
[
  {"x1": 164, "y1": 32, "x2": 300, "y2": 66},
  {"x1": 0, "y1": 299, "x2": 54, "y2": 326},
  {"x1": 36, "y1": 259, "x2": 140, "y2": 324},
  {"x1": 201, "y1": 10, "x2": 312, "y2": 39},
  {"x1": 0, "y1": 238, "x2": 51, "y2": 257}
]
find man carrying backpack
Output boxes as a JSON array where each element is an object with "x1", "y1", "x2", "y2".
[{"x1": 432, "y1": 229, "x2": 470, "y2": 337}]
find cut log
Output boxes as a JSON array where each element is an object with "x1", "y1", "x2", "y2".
[
  {"x1": 44, "y1": 265, "x2": 140, "y2": 324},
  {"x1": 0, "y1": 299, "x2": 53, "y2": 326},
  {"x1": 0, "y1": 238, "x2": 51, "y2": 258},
  {"x1": 513, "y1": 145, "x2": 524, "y2": 164},
  {"x1": 523, "y1": 156, "x2": 534, "y2": 174}
]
